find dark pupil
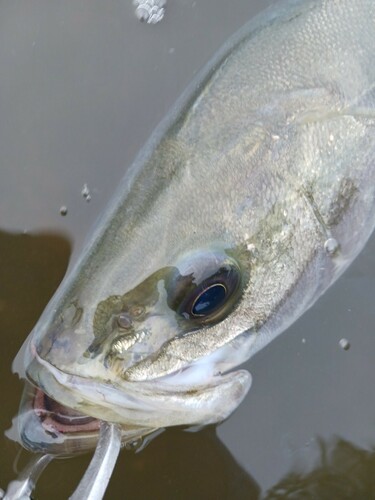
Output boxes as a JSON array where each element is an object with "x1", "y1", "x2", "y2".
[{"x1": 192, "y1": 284, "x2": 227, "y2": 317}]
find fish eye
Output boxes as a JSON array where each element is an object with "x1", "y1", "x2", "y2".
[
  {"x1": 192, "y1": 283, "x2": 227, "y2": 317},
  {"x1": 166, "y1": 249, "x2": 242, "y2": 324}
]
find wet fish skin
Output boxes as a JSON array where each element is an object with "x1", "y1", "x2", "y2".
[{"x1": 20, "y1": 0, "x2": 375, "y2": 437}]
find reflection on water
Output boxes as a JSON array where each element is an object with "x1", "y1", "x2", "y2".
[
  {"x1": 265, "y1": 438, "x2": 375, "y2": 499},
  {"x1": 0, "y1": 230, "x2": 71, "y2": 490},
  {"x1": 95, "y1": 427, "x2": 259, "y2": 500},
  {"x1": 0, "y1": 203, "x2": 374, "y2": 499}
]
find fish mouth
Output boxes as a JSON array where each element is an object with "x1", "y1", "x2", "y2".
[
  {"x1": 22, "y1": 343, "x2": 252, "y2": 453},
  {"x1": 23, "y1": 385, "x2": 101, "y2": 454},
  {"x1": 15, "y1": 382, "x2": 101, "y2": 456},
  {"x1": 16, "y1": 381, "x2": 157, "y2": 456},
  {"x1": 34, "y1": 386, "x2": 100, "y2": 433}
]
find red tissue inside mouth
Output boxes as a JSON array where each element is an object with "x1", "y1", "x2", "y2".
[{"x1": 33, "y1": 387, "x2": 100, "y2": 435}]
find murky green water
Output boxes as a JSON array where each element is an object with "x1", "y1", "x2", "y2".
[{"x1": 1, "y1": 1, "x2": 375, "y2": 498}]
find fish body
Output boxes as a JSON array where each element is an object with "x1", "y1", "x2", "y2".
[{"x1": 16, "y1": 0, "x2": 375, "y2": 452}]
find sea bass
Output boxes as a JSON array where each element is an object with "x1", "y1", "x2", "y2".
[{"x1": 15, "y1": 0, "x2": 375, "y2": 453}]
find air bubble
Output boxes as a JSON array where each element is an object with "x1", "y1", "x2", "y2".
[
  {"x1": 339, "y1": 338, "x2": 350, "y2": 351},
  {"x1": 81, "y1": 183, "x2": 91, "y2": 202},
  {"x1": 124, "y1": 437, "x2": 143, "y2": 451},
  {"x1": 324, "y1": 237, "x2": 339, "y2": 255},
  {"x1": 134, "y1": 6, "x2": 149, "y2": 22},
  {"x1": 60, "y1": 205, "x2": 68, "y2": 216}
]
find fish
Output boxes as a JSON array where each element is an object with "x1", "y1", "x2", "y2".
[{"x1": 12, "y1": 0, "x2": 375, "y2": 455}]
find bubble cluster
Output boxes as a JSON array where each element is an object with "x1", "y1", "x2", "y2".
[
  {"x1": 133, "y1": 0, "x2": 167, "y2": 24},
  {"x1": 81, "y1": 183, "x2": 91, "y2": 202}
]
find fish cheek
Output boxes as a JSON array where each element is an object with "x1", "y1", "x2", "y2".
[{"x1": 85, "y1": 267, "x2": 183, "y2": 369}]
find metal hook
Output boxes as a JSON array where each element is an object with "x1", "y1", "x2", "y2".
[
  {"x1": 3, "y1": 421, "x2": 121, "y2": 500},
  {"x1": 69, "y1": 422, "x2": 122, "y2": 500},
  {"x1": 3, "y1": 453, "x2": 53, "y2": 499}
]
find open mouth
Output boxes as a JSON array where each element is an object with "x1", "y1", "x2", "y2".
[
  {"x1": 33, "y1": 387, "x2": 101, "y2": 435},
  {"x1": 18, "y1": 383, "x2": 103, "y2": 456},
  {"x1": 16, "y1": 381, "x2": 159, "y2": 456}
]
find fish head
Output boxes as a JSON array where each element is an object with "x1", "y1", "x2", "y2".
[
  {"x1": 23, "y1": 239, "x2": 255, "y2": 435},
  {"x1": 19, "y1": 110, "x2": 339, "y2": 453}
]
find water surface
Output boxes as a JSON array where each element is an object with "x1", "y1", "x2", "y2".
[{"x1": 1, "y1": 1, "x2": 375, "y2": 497}]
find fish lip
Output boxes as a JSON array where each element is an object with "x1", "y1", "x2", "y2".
[
  {"x1": 29, "y1": 327, "x2": 257, "y2": 395},
  {"x1": 30, "y1": 346, "x2": 230, "y2": 398}
]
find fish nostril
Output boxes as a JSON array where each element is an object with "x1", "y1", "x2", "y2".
[
  {"x1": 117, "y1": 312, "x2": 133, "y2": 330},
  {"x1": 61, "y1": 300, "x2": 83, "y2": 328},
  {"x1": 129, "y1": 305, "x2": 145, "y2": 318}
]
